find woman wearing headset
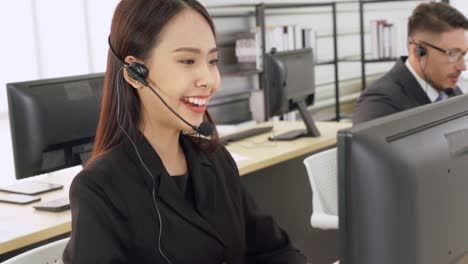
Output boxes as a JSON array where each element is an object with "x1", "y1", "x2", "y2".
[{"x1": 63, "y1": 0, "x2": 306, "y2": 263}]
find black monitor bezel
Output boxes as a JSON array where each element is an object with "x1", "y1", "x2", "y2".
[
  {"x1": 338, "y1": 94, "x2": 468, "y2": 264},
  {"x1": 7, "y1": 73, "x2": 104, "y2": 179}
]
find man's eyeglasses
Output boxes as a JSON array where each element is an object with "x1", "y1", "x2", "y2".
[{"x1": 417, "y1": 40, "x2": 467, "y2": 64}]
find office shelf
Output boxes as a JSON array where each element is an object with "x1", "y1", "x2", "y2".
[
  {"x1": 363, "y1": 58, "x2": 399, "y2": 63},
  {"x1": 256, "y1": 2, "x2": 341, "y2": 121},
  {"x1": 210, "y1": 0, "x2": 451, "y2": 118},
  {"x1": 209, "y1": 3, "x2": 342, "y2": 121},
  {"x1": 317, "y1": 60, "x2": 337, "y2": 66},
  {"x1": 219, "y1": 64, "x2": 261, "y2": 76}
]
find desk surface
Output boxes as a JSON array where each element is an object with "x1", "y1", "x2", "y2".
[
  {"x1": 225, "y1": 121, "x2": 350, "y2": 175},
  {"x1": 0, "y1": 121, "x2": 351, "y2": 255},
  {"x1": 0, "y1": 172, "x2": 75, "y2": 255}
]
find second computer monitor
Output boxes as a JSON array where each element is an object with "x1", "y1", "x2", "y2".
[
  {"x1": 7, "y1": 73, "x2": 104, "y2": 179},
  {"x1": 338, "y1": 94, "x2": 468, "y2": 264},
  {"x1": 265, "y1": 48, "x2": 320, "y2": 140}
]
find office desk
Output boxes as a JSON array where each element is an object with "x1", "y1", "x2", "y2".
[
  {"x1": 0, "y1": 172, "x2": 75, "y2": 256},
  {"x1": 0, "y1": 121, "x2": 350, "y2": 257},
  {"x1": 225, "y1": 121, "x2": 350, "y2": 176}
]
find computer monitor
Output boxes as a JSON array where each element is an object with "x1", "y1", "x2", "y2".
[
  {"x1": 208, "y1": 92, "x2": 252, "y2": 124},
  {"x1": 7, "y1": 73, "x2": 104, "y2": 180},
  {"x1": 264, "y1": 48, "x2": 320, "y2": 140},
  {"x1": 338, "y1": 94, "x2": 468, "y2": 264}
]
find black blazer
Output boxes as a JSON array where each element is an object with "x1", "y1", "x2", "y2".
[
  {"x1": 352, "y1": 57, "x2": 463, "y2": 124},
  {"x1": 63, "y1": 133, "x2": 306, "y2": 264}
]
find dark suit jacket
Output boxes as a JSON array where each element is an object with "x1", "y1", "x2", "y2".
[
  {"x1": 352, "y1": 57, "x2": 463, "y2": 124},
  {"x1": 63, "y1": 133, "x2": 306, "y2": 264}
]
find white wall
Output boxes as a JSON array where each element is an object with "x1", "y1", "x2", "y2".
[
  {"x1": 0, "y1": 0, "x2": 119, "y2": 185},
  {"x1": 451, "y1": 0, "x2": 468, "y2": 16}
]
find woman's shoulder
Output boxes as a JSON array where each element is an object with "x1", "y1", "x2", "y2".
[
  {"x1": 72, "y1": 145, "x2": 130, "y2": 187},
  {"x1": 69, "y1": 145, "x2": 132, "y2": 220}
]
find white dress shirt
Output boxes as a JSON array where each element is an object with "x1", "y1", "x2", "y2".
[{"x1": 405, "y1": 59, "x2": 447, "y2": 102}]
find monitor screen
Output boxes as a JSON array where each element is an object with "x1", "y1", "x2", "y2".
[
  {"x1": 208, "y1": 92, "x2": 252, "y2": 125},
  {"x1": 7, "y1": 73, "x2": 104, "y2": 179},
  {"x1": 265, "y1": 48, "x2": 315, "y2": 117},
  {"x1": 338, "y1": 94, "x2": 468, "y2": 264},
  {"x1": 264, "y1": 48, "x2": 319, "y2": 139},
  {"x1": 278, "y1": 48, "x2": 316, "y2": 102}
]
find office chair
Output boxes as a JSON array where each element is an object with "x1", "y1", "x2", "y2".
[
  {"x1": 3, "y1": 237, "x2": 69, "y2": 264},
  {"x1": 303, "y1": 147, "x2": 338, "y2": 230}
]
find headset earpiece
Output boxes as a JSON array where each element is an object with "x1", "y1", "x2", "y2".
[
  {"x1": 416, "y1": 44, "x2": 427, "y2": 58},
  {"x1": 127, "y1": 63, "x2": 148, "y2": 85},
  {"x1": 109, "y1": 38, "x2": 171, "y2": 263},
  {"x1": 108, "y1": 37, "x2": 149, "y2": 85}
]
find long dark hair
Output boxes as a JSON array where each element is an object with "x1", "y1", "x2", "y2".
[{"x1": 92, "y1": 0, "x2": 219, "y2": 161}]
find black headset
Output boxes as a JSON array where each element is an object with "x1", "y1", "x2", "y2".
[
  {"x1": 108, "y1": 36, "x2": 173, "y2": 264},
  {"x1": 107, "y1": 37, "x2": 149, "y2": 86},
  {"x1": 416, "y1": 44, "x2": 427, "y2": 58},
  {"x1": 413, "y1": 40, "x2": 440, "y2": 98}
]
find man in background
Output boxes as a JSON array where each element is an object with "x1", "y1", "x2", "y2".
[{"x1": 353, "y1": 2, "x2": 468, "y2": 124}]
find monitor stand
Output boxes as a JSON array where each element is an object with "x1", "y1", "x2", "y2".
[{"x1": 269, "y1": 100, "x2": 321, "y2": 141}]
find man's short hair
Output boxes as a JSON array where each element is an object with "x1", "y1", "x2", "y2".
[{"x1": 408, "y1": 2, "x2": 468, "y2": 38}]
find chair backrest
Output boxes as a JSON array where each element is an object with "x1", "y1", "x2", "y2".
[
  {"x1": 3, "y1": 237, "x2": 69, "y2": 264},
  {"x1": 303, "y1": 147, "x2": 338, "y2": 229}
]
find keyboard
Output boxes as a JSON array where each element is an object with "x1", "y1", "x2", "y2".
[
  {"x1": 268, "y1": 129, "x2": 308, "y2": 141},
  {"x1": 220, "y1": 126, "x2": 273, "y2": 145}
]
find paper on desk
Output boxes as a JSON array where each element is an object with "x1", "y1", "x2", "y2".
[{"x1": 229, "y1": 152, "x2": 249, "y2": 162}]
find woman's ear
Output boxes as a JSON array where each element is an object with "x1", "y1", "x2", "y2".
[{"x1": 123, "y1": 56, "x2": 145, "y2": 90}]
